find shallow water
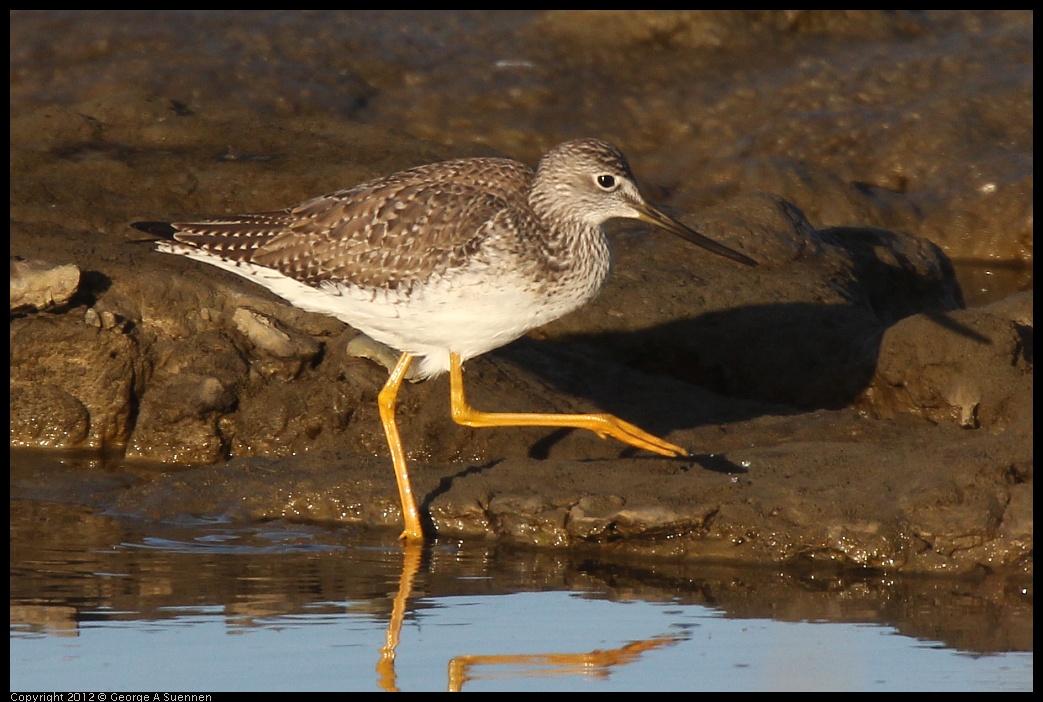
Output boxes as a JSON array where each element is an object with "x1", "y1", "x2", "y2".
[
  {"x1": 10, "y1": 451, "x2": 1032, "y2": 692},
  {"x1": 10, "y1": 586, "x2": 1033, "y2": 691}
]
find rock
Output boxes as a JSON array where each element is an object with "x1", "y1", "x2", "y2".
[
  {"x1": 10, "y1": 257, "x2": 80, "y2": 313},
  {"x1": 857, "y1": 291, "x2": 1033, "y2": 430},
  {"x1": 10, "y1": 315, "x2": 142, "y2": 449}
]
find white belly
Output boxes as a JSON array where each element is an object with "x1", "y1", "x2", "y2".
[{"x1": 162, "y1": 243, "x2": 606, "y2": 379}]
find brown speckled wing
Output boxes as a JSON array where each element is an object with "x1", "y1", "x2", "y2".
[{"x1": 169, "y1": 158, "x2": 536, "y2": 291}]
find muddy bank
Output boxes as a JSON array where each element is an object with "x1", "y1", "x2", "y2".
[{"x1": 9, "y1": 12, "x2": 1032, "y2": 575}]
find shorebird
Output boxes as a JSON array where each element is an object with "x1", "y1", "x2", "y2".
[{"x1": 133, "y1": 138, "x2": 756, "y2": 541}]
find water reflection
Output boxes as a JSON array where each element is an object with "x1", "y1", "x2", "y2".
[
  {"x1": 376, "y1": 540, "x2": 683, "y2": 691},
  {"x1": 9, "y1": 450, "x2": 1033, "y2": 691},
  {"x1": 377, "y1": 540, "x2": 420, "y2": 692},
  {"x1": 445, "y1": 636, "x2": 683, "y2": 692}
]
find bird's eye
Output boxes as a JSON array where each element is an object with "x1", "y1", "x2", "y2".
[{"x1": 596, "y1": 174, "x2": 617, "y2": 191}]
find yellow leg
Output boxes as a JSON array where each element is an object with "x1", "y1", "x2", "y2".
[
  {"x1": 377, "y1": 352, "x2": 425, "y2": 541},
  {"x1": 448, "y1": 353, "x2": 689, "y2": 458}
]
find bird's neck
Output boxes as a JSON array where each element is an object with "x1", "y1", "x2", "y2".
[{"x1": 525, "y1": 177, "x2": 611, "y2": 280}]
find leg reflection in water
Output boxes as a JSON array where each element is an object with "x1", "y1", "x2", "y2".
[
  {"x1": 376, "y1": 541, "x2": 684, "y2": 692},
  {"x1": 377, "y1": 540, "x2": 424, "y2": 692},
  {"x1": 446, "y1": 635, "x2": 683, "y2": 692}
]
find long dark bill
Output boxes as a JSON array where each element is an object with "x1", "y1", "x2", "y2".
[{"x1": 636, "y1": 203, "x2": 758, "y2": 267}]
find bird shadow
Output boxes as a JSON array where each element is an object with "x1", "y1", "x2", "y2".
[{"x1": 482, "y1": 295, "x2": 987, "y2": 443}]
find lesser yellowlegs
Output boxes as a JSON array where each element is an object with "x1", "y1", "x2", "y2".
[{"x1": 133, "y1": 138, "x2": 756, "y2": 541}]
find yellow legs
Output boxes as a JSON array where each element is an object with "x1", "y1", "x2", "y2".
[
  {"x1": 449, "y1": 353, "x2": 689, "y2": 458},
  {"x1": 377, "y1": 353, "x2": 424, "y2": 541},
  {"x1": 377, "y1": 351, "x2": 690, "y2": 541}
]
